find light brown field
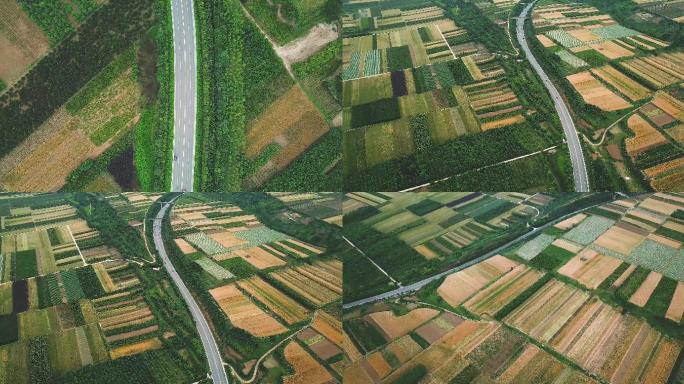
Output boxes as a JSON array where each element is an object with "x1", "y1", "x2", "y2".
[
  {"x1": 666, "y1": 282, "x2": 684, "y2": 323},
  {"x1": 209, "y1": 283, "x2": 287, "y2": 337},
  {"x1": 109, "y1": 338, "x2": 162, "y2": 359},
  {"x1": 366, "y1": 351, "x2": 392, "y2": 379},
  {"x1": 386, "y1": 335, "x2": 423, "y2": 363},
  {"x1": 506, "y1": 279, "x2": 590, "y2": 342},
  {"x1": 613, "y1": 264, "x2": 636, "y2": 288},
  {"x1": 237, "y1": 276, "x2": 310, "y2": 324},
  {"x1": 554, "y1": 213, "x2": 587, "y2": 230},
  {"x1": 208, "y1": 230, "x2": 247, "y2": 248},
  {"x1": 283, "y1": 341, "x2": 334, "y2": 384},
  {"x1": 625, "y1": 114, "x2": 668, "y2": 156},
  {"x1": 552, "y1": 238, "x2": 583, "y2": 253},
  {"x1": 230, "y1": 247, "x2": 286, "y2": 269},
  {"x1": 414, "y1": 244, "x2": 439, "y2": 259},
  {"x1": 567, "y1": 72, "x2": 631, "y2": 111},
  {"x1": 270, "y1": 260, "x2": 341, "y2": 306},
  {"x1": 480, "y1": 115, "x2": 525, "y2": 131},
  {"x1": 537, "y1": 34, "x2": 556, "y2": 47},
  {"x1": 464, "y1": 265, "x2": 544, "y2": 318},
  {"x1": 629, "y1": 271, "x2": 662, "y2": 307},
  {"x1": 652, "y1": 91, "x2": 684, "y2": 121},
  {"x1": 589, "y1": 40, "x2": 634, "y2": 60},
  {"x1": 593, "y1": 225, "x2": 645, "y2": 255},
  {"x1": 244, "y1": 85, "x2": 329, "y2": 188},
  {"x1": 644, "y1": 156, "x2": 684, "y2": 179},
  {"x1": 0, "y1": 0, "x2": 49, "y2": 85},
  {"x1": 558, "y1": 249, "x2": 622, "y2": 289},
  {"x1": 591, "y1": 65, "x2": 650, "y2": 101},
  {"x1": 366, "y1": 308, "x2": 439, "y2": 340},
  {"x1": 174, "y1": 238, "x2": 198, "y2": 254},
  {"x1": 640, "y1": 197, "x2": 681, "y2": 215},
  {"x1": 437, "y1": 255, "x2": 518, "y2": 307}
]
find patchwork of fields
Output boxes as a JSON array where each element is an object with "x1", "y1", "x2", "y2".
[
  {"x1": 0, "y1": 194, "x2": 205, "y2": 383},
  {"x1": 168, "y1": 194, "x2": 345, "y2": 381},
  {"x1": 342, "y1": 0, "x2": 563, "y2": 190},
  {"x1": 532, "y1": 1, "x2": 684, "y2": 192}
]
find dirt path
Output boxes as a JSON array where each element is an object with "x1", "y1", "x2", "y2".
[{"x1": 239, "y1": 3, "x2": 337, "y2": 76}]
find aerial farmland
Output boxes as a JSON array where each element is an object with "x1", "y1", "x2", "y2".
[
  {"x1": 0, "y1": 193, "x2": 209, "y2": 383},
  {"x1": 164, "y1": 193, "x2": 345, "y2": 383},
  {"x1": 528, "y1": 1, "x2": 684, "y2": 192},
  {"x1": 343, "y1": 191, "x2": 684, "y2": 384}
]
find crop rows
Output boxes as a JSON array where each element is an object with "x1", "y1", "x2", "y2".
[
  {"x1": 556, "y1": 50, "x2": 588, "y2": 68},
  {"x1": 185, "y1": 232, "x2": 230, "y2": 255},
  {"x1": 194, "y1": 258, "x2": 234, "y2": 280},
  {"x1": 364, "y1": 50, "x2": 381, "y2": 77},
  {"x1": 343, "y1": 52, "x2": 361, "y2": 80},
  {"x1": 545, "y1": 29, "x2": 584, "y2": 48}
]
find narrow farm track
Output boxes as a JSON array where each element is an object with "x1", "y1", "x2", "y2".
[
  {"x1": 171, "y1": 0, "x2": 197, "y2": 192},
  {"x1": 342, "y1": 201, "x2": 607, "y2": 309},
  {"x1": 516, "y1": 1, "x2": 590, "y2": 192},
  {"x1": 153, "y1": 198, "x2": 229, "y2": 384}
]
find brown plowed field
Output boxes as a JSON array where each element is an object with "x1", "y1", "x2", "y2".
[
  {"x1": 593, "y1": 225, "x2": 645, "y2": 255},
  {"x1": 174, "y1": 238, "x2": 198, "y2": 254},
  {"x1": 283, "y1": 341, "x2": 334, "y2": 384},
  {"x1": 558, "y1": 250, "x2": 622, "y2": 289},
  {"x1": 464, "y1": 265, "x2": 543, "y2": 318},
  {"x1": 567, "y1": 72, "x2": 631, "y2": 111},
  {"x1": 628, "y1": 271, "x2": 662, "y2": 307},
  {"x1": 437, "y1": 255, "x2": 518, "y2": 307},
  {"x1": 366, "y1": 308, "x2": 439, "y2": 340},
  {"x1": 625, "y1": 114, "x2": 668, "y2": 155},
  {"x1": 209, "y1": 283, "x2": 287, "y2": 337},
  {"x1": 665, "y1": 282, "x2": 684, "y2": 322}
]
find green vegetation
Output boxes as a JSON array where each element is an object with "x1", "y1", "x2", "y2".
[
  {"x1": 218, "y1": 257, "x2": 259, "y2": 279},
  {"x1": 616, "y1": 266, "x2": 650, "y2": 301},
  {"x1": 350, "y1": 98, "x2": 401, "y2": 128},
  {"x1": 387, "y1": 46, "x2": 413, "y2": 71},
  {"x1": 392, "y1": 364, "x2": 428, "y2": 384},
  {"x1": 0, "y1": 0, "x2": 155, "y2": 158},
  {"x1": 14, "y1": 250, "x2": 38, "y2": 280},
  {"x1": 0, "y1": 314, "x2": 18, "y2": 345},
  {"x1": 644, "y1": 276, "x2": 678, "y2": 317},
  {"x1": 18, "y1": 0, "x2": 74, "y2": 45},
  {"x1": 449, "y1": 364, "x2": 480, "y2": 384},
  {"x1": 598, "y1": 262, "x2": 630, "y2": 290},
  {"x1": 345, "y1": 318, "x2": 387, "y2": 352},
  {"x1": 244, "y1": 0, "x2": 339, "y2": 44},
  {"x1": 29, "y1": 336, "x2": 51, "y2": 384},
  {"x1": 406, "y1": 199, "x2": 442, "y2": 216},
  {"x1": 529, "y1": 245, "x2": 575, "y2": 271}
]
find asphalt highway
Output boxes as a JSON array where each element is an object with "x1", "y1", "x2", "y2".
[
  {"x1": 153, "y1": 200, "x2": 229, "y2": 384},
  {"x1": 516, "y1": 1, "x2": 590, "y2": 192},
  {"x1": 342, "y1": 201, "x2": 604, "y2": 309},
  {"x1": 170, "y1": 0, "x2": 197, "y2": 192}
]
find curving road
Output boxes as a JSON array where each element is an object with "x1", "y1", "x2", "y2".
[
  {"x1": 342, "y1": 201, "x2": 604, "y2": 309},
  {"x1": 516, "y1": 1, "x2": 590, "y2": 192},
  {"x1": 170, "y1": 0, "x2": 197, "y2": 192},
  {"x1": 153, "y1": 199, "x2": 229, "y2": 384}
]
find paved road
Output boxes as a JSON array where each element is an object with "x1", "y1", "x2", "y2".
[
  {"x1": 342, "y1": 201, "x2": 604, "y2": 309},
  {"x1": 153, "y1": 200, "x2": 229, "y2": 384},
  {"x1": 170, "y1": 0, "x2": 197, "y2": 192},
  {"x1": 516, "y1": 1, "x2": 590, "y2": 192}
]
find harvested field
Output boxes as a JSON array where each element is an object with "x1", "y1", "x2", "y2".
[
  {"x1": 366, "y1": 308, "x2": 439, "y2": 340},
  {"x1": 613, "y1": 264, "x2": 637, "y2": 288},
  {"x1": 537, "y1": 34, "x2": 556, "y2": 47},
  {"x1": 244, "y1": 85, "x2": 328, "y2": 188},
  {"x1": 0, "y1": 0, "x2": 49, "y2": 85},
  {"x1": 625, "y1": 114, "x2": 669, "y2": 156},
  {"x1": 593, "y1": 225, "x2": 645, "y2": 255},
  {"x1": 552, "y1": 238, "x2": 583, "y2": 254},
  {"x1": 644, "y1": 156, "x2": 684, "y2": 179},
  {"x1": 665, "y1": 282, "x2": 684, "y2": 322},
  {"x1": 109, "y1": 338, "x2": 162, "y2": 359},
  {"x1": 174, "y1": 238, "x2": 197, "y2": 255},
  {"x1": 463, "y1": 265, "x2": 544, "y2": 317},
  {"x1": 589, "y1": 41, "x2": 634, "y2": 60},
  {"x1": 554, "y1": 213, "x2": 587, "y2": 230},
  {"x1": 628, "y1": 271, "x2": 662, "y2": 307},
  {"x1": 566, "y1": 72, "x2": 631, "y2": 112},
  {"x1": 506, "y1": 280, "x2": 590, "y2": 342},
  {"x1": 591, "y1": 65, "x2": 650, "y2": 102},
  {"x1": 652, "y1": 91, "x2": 684, "y2": 121},
  {"x1": 558, "y1": 249, "x2": 623, "y2": 289},
  {"x1": 283, "y1": 341, "x2": 333, "y2": 384},
  {"x1": 270, "y1": 260, "x2": 341, "y2": 306},
  {"x1": 386, "y1": 335, "x2": 423, "y2": 363},
  {"x1": 437, "y1": 255, "x2": 518, "y2": 307},
  {"x1": 237, "y1": 276, "x2": 310, "y2": 324},
  {"x1": 230, "y1": 247, "x2": 286, "y2": 269},
  {"x1": 208, "y1": 230, "x2": 247, "y2": 248},
  {"x1": 209, "y1": 283, "x2": 287, "y2": 337}
]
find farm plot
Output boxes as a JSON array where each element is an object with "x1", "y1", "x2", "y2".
[
  {"x1": 209, "y1": 283, "x2": 287, "y2": 337},
  {"x1": 463, "y1": 79, "x2": 525, "y2": 130},
  {"x1": 556, "y1": 50, "x2": 588, "y2": 68},
  {"x1": 297, "y1": 328, "x2": 343, "y2": 361},
  {"x1": 184, "y1": 232, "x2": 230, "y2": 255},
  {"x1": 590, "y1": 65, "x2": 650, "y2": 102},
  {"x1": 283, "y1": 341, "x2": 334, "y2": 384},
  {"x1": 437, "y1": 255, "x2": 519, "y2": 307},
  {"x1": 516, "y1": 234, "x2": 556, "y2": 261},
  {"x1": 269, "y1": 260, "x2": 341, "y2": 306},
  {"x1": 366, "y1": 308, "x2": 439, "y2": 341},
  {"x1": 626, "y1": 240, "x2": 681, "y2": 280},
  {"x1": 463, "y1": 265, "x2": 544, "y2": 318},
  {"x1": 558, "y1": 249, "x2": 623, "y2": 289},
  {"x1": 549, "y1": 297, "x2": 682, "y2": 383},
  {"x1": 221, "y1": 246, "x2": 286, "y2": 269},
  {"x1": 665, "y1": 281, "x2": 684, "y2": 322},
  {"x1": 566, "y1": 72, "x2": 631, "y2": 112},
  {"x1": 562, "y1": 214, "x2": 615, "y2": 245},
  {"x1": 237, "y1": 276, "x2": 310, "y2": 324},
  {"x1": 0, "y1": 0, "x2": 49, "y2": 87},
  {"x1": 619, "y1": 52, "x2": 684, "y2": 89},
  {"x1": 195, "y1": 257, "x2": 234, "y2": 280},
  {"x1": 506, "y1": 279, "x2": 590, "y2": 342},
  {"x1": 593, "y1": 224, "x2": 646, "y2": 256}
]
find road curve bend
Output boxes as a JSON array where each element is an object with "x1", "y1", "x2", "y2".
[
  {"x1": 153, "y1": 199, "x2": 229, "y2": 384},
  {"x1": 516, "y1": 1, "x2": 590, "y2": 192},
  {"x1": 170, "y1": 0, "x2": 197, "y2": 192}
]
